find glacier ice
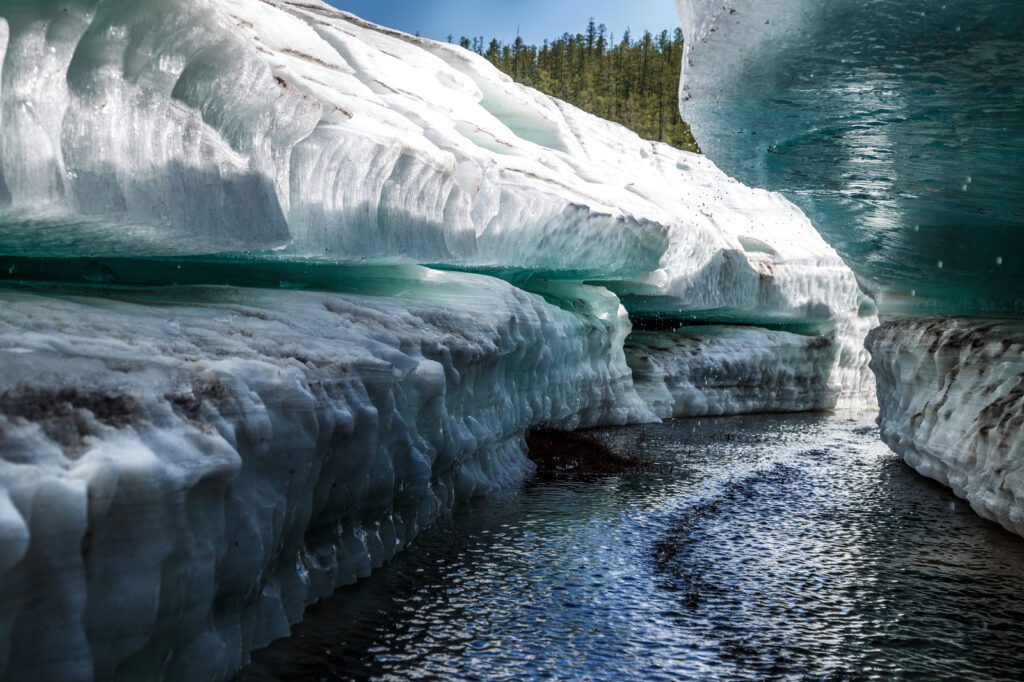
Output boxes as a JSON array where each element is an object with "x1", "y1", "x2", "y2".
[
  {"x1": 627, "y1": 325, "x2": 874, "y2": 420},
  {"x1": 869, "y1": 319, "x2": 1024, "y2": 536},
  {"x1": 0, "y1": 0, "x2": 864, "y2": 305},
  {"x1": 0, "y1": 272, "x2": 655, "y2": 680},
  {"x1": 0, "y1": 0, "x2": 885, "y2": 678},
  {"x1": 676, "y1": 0, "x2": 1024, "y2": 533},
  {"x1": 676, "y1": 0, "x2": 1024, "y2": 317},
  {"x1": 0, "y1": 0, "x2": 877, "y2": 404}
]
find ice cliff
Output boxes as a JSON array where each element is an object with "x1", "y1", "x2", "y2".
[
  {"x1": 676, "y1": 0, "x2": 1024, "y2": 533},
  {"x1": 869, "y1": 320, "x2": 1024, "y2": 536},
  {"x1": 0, "y1": 273, "x2": 654, "y2": 680},
  {"x1": 0, "y1": 0, "x2": 877, "y2": 678}
]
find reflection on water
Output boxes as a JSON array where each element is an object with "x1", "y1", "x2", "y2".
[{"x1": 237, "y1": 413, "x2": 1024, "y2": 681}]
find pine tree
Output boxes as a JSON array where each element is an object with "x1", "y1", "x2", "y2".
[{"x1": 467, "y1": 20, "x2": 699, "y2": 153}]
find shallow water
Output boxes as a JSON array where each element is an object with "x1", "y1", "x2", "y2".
[{"x1": 237, "y1": 413, "x2": 1024, "y2": 681}]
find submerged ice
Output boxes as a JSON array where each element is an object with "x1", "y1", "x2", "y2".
[{"x1": 0, "y1": 0, "x2": 884, "y2": 678}]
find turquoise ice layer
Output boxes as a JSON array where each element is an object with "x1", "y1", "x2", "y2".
[{"x1": 679, "y1": 0, "x2": 1024, "y2": 317}]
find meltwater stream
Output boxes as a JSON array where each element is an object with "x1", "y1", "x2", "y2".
[{"x1": 237, "y1": 413, "x2": 1024, "y2": 681}]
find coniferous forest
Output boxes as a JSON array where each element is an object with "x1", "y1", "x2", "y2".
[{"x1": 450, "y1": 21, "x2": 701, "y2": 153}]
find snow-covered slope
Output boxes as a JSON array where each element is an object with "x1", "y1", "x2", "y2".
[
  {"x1": 0, "y1": 273, "x2": 654, "y2": 680},
  {"x1": 869, "y1": 319, "x2": 1024, "y2": 535}
]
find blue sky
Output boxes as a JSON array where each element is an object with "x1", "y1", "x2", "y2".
[{"x1": 328, "y1": 1, "x2": 681, "y2": 46}]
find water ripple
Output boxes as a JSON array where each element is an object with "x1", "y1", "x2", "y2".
[{"x1": 237, "y1": 413, "x2": 1024, "y2": 681}]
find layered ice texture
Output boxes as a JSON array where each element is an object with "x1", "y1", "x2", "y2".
[
  {"x1": 626, "y1": 326, "x2": 871, "y2": 420},
  {"x1": 676, "y1": 0, "x2": 1023, "y2": 530},
  {"x1": 0, "y1": 0, "x2": 865, "y2": 302},
  {"x1": 0, "y1": 273, "x2": 655, "y2": 680},
  {"x1": 0, "y1": 0, "x2": 880, "y2": 678},
  {"x1": 869, "y1": 320, "x2": 1024, "y2": 536},
  {"x1": 0, "y1": 0, "x2": 877, "y2": 401},
  {"x1": 677, "y1": 0, "x2": 1024, "y2": 317}
]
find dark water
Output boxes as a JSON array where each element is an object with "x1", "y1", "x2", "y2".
[{"x1": 237, "y1": 413, "x2": 1024, "y2": 681}]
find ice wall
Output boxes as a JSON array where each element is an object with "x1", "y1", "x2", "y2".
[
  {"x1": 627, "y1": 327, "x2": 836, "y2": 418},
  {"x1": 0, "y1": 0, "x2": 877, "y2": 399},
  {"x1": 0, "y1": 272, "x2": 653, "y2": 680},
  {"x1": 675, "y1": 0, "x2": 1024, "y2": 318},
  {"x1": 627, "y1": 325, "x2": 875, "y2": 419},
  {"x1": 0, "y1": 0, "x2": 869, "y2": 313},
  {"x1": 869, "y1": 319, "x2": 1024, "y2": 535}
]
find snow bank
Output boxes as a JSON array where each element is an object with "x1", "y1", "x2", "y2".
[
  {"x1": 869, "y1": 319, "x2": 1024, "y2": 535},
  {"x1": 0, "y1": 272, "x2": 652, "y2": 680}
]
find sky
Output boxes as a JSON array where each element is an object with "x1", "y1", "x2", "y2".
[{"x1": 328, "y1": 1, "x2": 681, "y2": 46}]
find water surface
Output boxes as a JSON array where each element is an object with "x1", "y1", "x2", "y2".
[{"x1": 238, "y1": 413, "x2": 1024, "y2": 680}]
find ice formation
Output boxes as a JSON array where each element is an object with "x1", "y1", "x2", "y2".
[
  {"x1": 628, "y1": 327, "x2": 850, "y2": 419},
  {"x1": 0, "y1": 0, "x2": 864, "y2": 299},
  {"x1": 0, "y1": 0, "x2": 877, "y2": 402},
  {"x1": 0, "y1": 272, "x2": 657, "y2": 680},
  {"x1": 0, "y1": 0, "x2": 881, "y2": 678},
  {"x1": 0, "y1": 0, "x2": 875, "y2": 386},
  {"x1": 676, "y1": 0, "x2": 1024, "y2": 532},
  {"x1": 869, "y1": 320, "x2": 1024, "y2": 536},
  {"x1": 676, "y1": 0, "x2": 1024, "y2": 317}
]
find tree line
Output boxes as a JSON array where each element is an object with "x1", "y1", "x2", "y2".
[{"x1": 449, "y1": 21, "x2": 700, "y2": 154}]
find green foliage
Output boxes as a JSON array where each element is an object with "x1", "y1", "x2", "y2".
[{"x1": 456, "y1": 22, "x2": 700, "y2": 154}]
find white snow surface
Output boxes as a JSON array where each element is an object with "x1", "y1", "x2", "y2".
[
  {"x1": 869, "y1": 319, "x2": 1024, "y2": 536},
  {"x1": 0, "y1": 271, "x2": 654, "y2": 680}
]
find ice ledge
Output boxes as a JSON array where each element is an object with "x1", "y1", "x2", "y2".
[
  {"x1": 868, "y1": 318, "x2": 1024, "y2": 536},
  {"x1": 0, "y1": 274, "x2": 653, "y2": 680}
]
